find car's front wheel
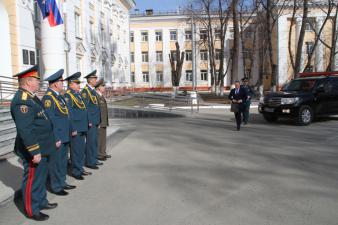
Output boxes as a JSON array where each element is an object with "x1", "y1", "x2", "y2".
[{"x1": 296, "y1": 105, "x2": 313, "y2": 126}]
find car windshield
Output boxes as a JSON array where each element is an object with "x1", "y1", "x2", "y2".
[{"x1": 282, "y1": 79, "x2": 316, "y2": 92}]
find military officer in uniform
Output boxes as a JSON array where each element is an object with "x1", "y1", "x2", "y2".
[
  {"x1": 95, "y1": 79, "x2": 111, "y2": 161},
  {"x1": 11, "y1": 65, "x2": 57, "y2": 221},
  {"x1": 241, "y1": 77, "x2": 254, "y2": 125},
  {"x1": 42, "y1": 69, "x2": 75, "y2": 196},
  {"x1": 81, "y1": 70, "x2": 102, "y2": 169},
  {"x1": 64, "y1": 72, "x2": 92, "y2": 179}
]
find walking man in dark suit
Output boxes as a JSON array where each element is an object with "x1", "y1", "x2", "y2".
[
  {"x1": 42, "y1": 70, "x2": 76, "y2": 196},
  {"x1": 81, "y1": 70, "x2": 102, "y2": 169},
  {"x1": 228, "y1": 81, "x2": 248, "y2": 131},
  {"x1": 95, "y1": 79, "x2": 111, "y2": 161},
  {"x1": 11, "y1": 65, "x2": 57, "y2": 221}
]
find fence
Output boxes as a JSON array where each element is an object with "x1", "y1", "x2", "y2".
[{"x1": 127, "y1": 92, "x2": 200, "y2": 115}]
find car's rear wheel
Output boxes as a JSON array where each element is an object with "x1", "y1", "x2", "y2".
[
  {"x1": 263, "y1": 114, "x2": 278, "y2": 122},
  {"x1": 296, "y1": 105, "x2": 313, "y2": 126}
]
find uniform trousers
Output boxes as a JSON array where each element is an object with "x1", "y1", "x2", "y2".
[
  {"x1": 22, "y1": 157, "x2": 48, "y2": 217},
  {"x1": 70, "y1": 132, "x2": 86, "y2": 176},
  {"x1": 98, "y1": 127, "x2": 107, "y2": 158},
  {"x1": 242, "y1": 100, "x2": 251, "y2": 123},
  {"x1": 49, "y1": 143, "x2": 69, "y2": 192},
  {"x1": 85, "y1": 125, "x2": 98, "y2": 166}
]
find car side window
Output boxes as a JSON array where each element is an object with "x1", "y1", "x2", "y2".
[{"x1": 328, "y1": 78, "x2": 338, "y2": 95}]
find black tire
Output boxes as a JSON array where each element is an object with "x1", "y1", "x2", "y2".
[
  {"x1": 296, "y1": 105, "x2": 313, "y2": 126},
  {"x1": 263, "y1": 114, "x2": 278, "y2": 122}
]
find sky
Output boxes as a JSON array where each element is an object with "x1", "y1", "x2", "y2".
[{"x1": 133, "y1": 0, "x2": 187, "y2": 12}]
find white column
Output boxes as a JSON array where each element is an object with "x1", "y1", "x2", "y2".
[
  {"x1": 295, "y1": 17, "x2": 305, "y2": 72},
  {"x1": 315, "y1": 17, "x2": 325, "y2": 72},
  {"x1": 278, "y1": 15, "x2": 289, "y2": 85},
  {"x1": 41, "y1": 19, "x2": 66, "y2": 78},
  {"x1": 335, "y1": 16, "x2": 338, "y2": 71}
]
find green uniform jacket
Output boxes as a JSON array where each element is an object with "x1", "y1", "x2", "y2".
[{"x1": 10, "y1": 88, "x2": 56, "y2": 159}]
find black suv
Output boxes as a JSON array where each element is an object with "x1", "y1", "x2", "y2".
[{"x1": 258, "y1": 73, "x2": 338, "y2": 125}]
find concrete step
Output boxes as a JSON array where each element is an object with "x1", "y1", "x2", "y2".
[
  {"x1": 0, "y1": 132, "x2": 16, "y2": 149},
  {"x1": 0, "y1": 109, "x2": 11, "y2": 117},
  {"x1": 0, "y1": 143, "x2": 14, "y2": 159},
  {"x1": 0, "y1": 123, "x2": 16, "y2": 136},
  {"x1": 0, "y1": 115, "x2": 13, "y2": 125}
]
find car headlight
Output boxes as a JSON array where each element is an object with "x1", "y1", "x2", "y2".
[
  {"x1": 281, "y1": 97, "x2": 299, "y2": 105},
  {"x1": 259, "y1": 97, "x2": 265, "y2": 104}
]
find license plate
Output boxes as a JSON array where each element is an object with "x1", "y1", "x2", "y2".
[{"x1": 264, "y1": 107, "x2": 274, "y2": 112}]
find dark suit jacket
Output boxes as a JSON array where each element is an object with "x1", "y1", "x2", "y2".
[{"x1": 228, "y1": 87, "x2": 248, "y2": 111}]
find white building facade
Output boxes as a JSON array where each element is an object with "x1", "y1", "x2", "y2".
[{"x1": 0, "y1": 0, "x2": 135, "y2": 93}]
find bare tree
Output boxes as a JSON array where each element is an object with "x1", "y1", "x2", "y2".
[{"x1": 169, "y1": 42, "x2": 185, "y2": 95}]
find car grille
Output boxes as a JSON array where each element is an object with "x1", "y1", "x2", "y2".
[{"x1": 264, "y1": 97, "x2": 281, "y2": 107}]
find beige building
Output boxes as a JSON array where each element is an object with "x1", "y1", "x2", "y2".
[{"x1": 129, "y1": 4, "x2": 338, "y2": 92}]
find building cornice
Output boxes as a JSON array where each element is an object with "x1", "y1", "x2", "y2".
[{"x1": 119, "y1": 0, "x2": 136, "y2": 10}]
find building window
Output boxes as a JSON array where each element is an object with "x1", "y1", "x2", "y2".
[
  {"x1": 306, "y1": 42, "x2": 314, "y2": 55},
  {"x1": 22, "y1": 50, "x2": 29, "y2": 65},
  {"x1": 170, "y1": 30, "x2": 177, "y2": 41},
  {"x1": 215, "y1": 29, "x2": 221, "y2": 40},
  {"x1": 156, "y1": 72, "x2": 163, "y2": 82},
  {"x1": 76, "y1": 56, "x2": 82, "y2": 71},
  {"x1": 304, "y1": 66, "x2": 313, "y2": 72},
  {"x1": 215, "y1": 49, "x2": 221, "y2": 60},
  {"x1": 186, "y1": 70, "x2": 193, "y2": 81},
  {"x1": 185, "y1": 30, "x2": 192, "y2": 40},
  {"x1": 130, "y1": 72, "x2": 135, "y2": 83},
  {"x1": 100, "y1": 23, "x2": 105, "y2": 43},
  {"x1": 305, "y1": 19, "x2": 314, "y2": 31},
  {"x1": 200, "y1": 50, "x2": 208, "y2": 61},
  {"x1": 142, "y1": 72, "x2": 149, "y2": 82},
  {"x1": 29, "y1": 51, "x2": 35, "y2": 65},
  {"x1": 142, "y1": 52, "x2": 149, "y2": 62},
  {"x1": 170, "y1": 51, "x2": 177, "y2": 61},
  {"x1": 130, "y1": 32, "x2": 134, "y2": 42},
  {"x1": 186, "y1": 50, "x2": 192, "y2": 61},
  {"x1": 130, "y1": 52, "x2": 134, "y2": 63},
  {"x1": 229, "y1": 27, "x2": 234, "y2": 39},
  {"x1": 90, "y1": 21, "x2": 95, "y2": 44},
  {"x1": 36, "y1": 49, "x2": 40, "y2": 65},
  {"x1": 75, "y1": 13, "x2": 82, "y2": 38},
  {"x1": 141, "y1": 31, "x2": 148, "y2": 42},
  {"x1": 155, "y1": 31, "x2": 162, "y2": 41},
  {"x1": 156, "y1": 51, "x2": 163, "y2": 62},
  {"x1": 201, "y1": 70, "x2": 208, "y2": 81},
  {"x1": 200, "y1": 29, "x2": 207, "y2": 40}
]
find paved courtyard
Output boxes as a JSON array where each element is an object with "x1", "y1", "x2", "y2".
[{"x1": 1, "y1": 109, "x2": 338, "y2": 225}]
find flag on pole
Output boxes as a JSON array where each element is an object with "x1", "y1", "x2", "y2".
[{"x1": 37, "y1": 0, "x2": 64, "y2": 27}]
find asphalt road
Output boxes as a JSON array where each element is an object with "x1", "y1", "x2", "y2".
[{"x1": 1, "y1": 110, "x2": 338, "y2": 225}]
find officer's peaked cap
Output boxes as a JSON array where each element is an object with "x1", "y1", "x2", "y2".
[
  {"x1": 13, "y1": 65, "x2": 40, "y2": 79},
  {"x1": 65, "y1": 72, "x2": 81, "y2": 83},
  {"x1": 44, "y1": 69, "x2": 64, "y2": 83},
  {"x1": 84, "y1": 70, "x2": 98, "y2": 79}
]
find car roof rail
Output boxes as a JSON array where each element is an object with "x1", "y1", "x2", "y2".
[{"x1": 299, "y1": 71, "x2": 338, "y2": 77}]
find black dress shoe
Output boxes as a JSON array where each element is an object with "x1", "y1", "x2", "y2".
[
  {"x1": 73, "y1": 174, "x2": 85, "y2": 180},
  {"x1": 52, "y1": 190, "x2": 69, "y2": 196},
  {"x1": 97, "y1": 157, "x2": 107, "y2": 161},
  {"x1": 86, "y1": 165, "x2": 99, "y2": 170},
  {"x1": 82, "y1": 171, "x2": 92, "y2": 176},
  {"x1": 64, "y1": 184, "x2": 76, "y2": 190},
  {"x1": 96, "y1": 162, "x2": 103, "y2": 166},
  {"x1": 31, "y1": 212, "x2": 49, "y2": 221},
  {"x1": 105, "y1": 155, "x2": 111, "y2": 159},
  {"x1": 42, "y1": 203, "x2": 58, "y2": 210}
]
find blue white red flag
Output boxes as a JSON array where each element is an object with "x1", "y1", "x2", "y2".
[{"x1": 37, "y1": 0, "x2": 64, "y2": 27}]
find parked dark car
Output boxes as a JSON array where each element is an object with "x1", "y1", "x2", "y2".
[{"x1": 258, "y1": 72, "x2": 338, "y2": 125}]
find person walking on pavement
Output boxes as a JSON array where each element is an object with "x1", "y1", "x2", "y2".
[
  {"x1": 241, "y1": 77, "x2": 254, "y2": 125},
  {"x1": 42, "y1": 70, "x2": 76, "y2": 196},
  {"x1": 64, "y1": 72, "x2": 92, "y2": 180},
  {"x1": 81, "y1": 70, "x2": 102, "y2": 169},
  {"x1": 95, "y1": 79, "x2": 111, "y2": 161},
  {"x1": 11, "y1": 65, "x2": 58, "y2": 221},
  {"x1": 228, "y1": 81, "x2": 248, "y2": 131}
]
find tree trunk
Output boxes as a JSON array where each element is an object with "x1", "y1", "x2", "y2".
[{"x1": 231, "y1": 0, "x2": 240, "y2": 84}]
